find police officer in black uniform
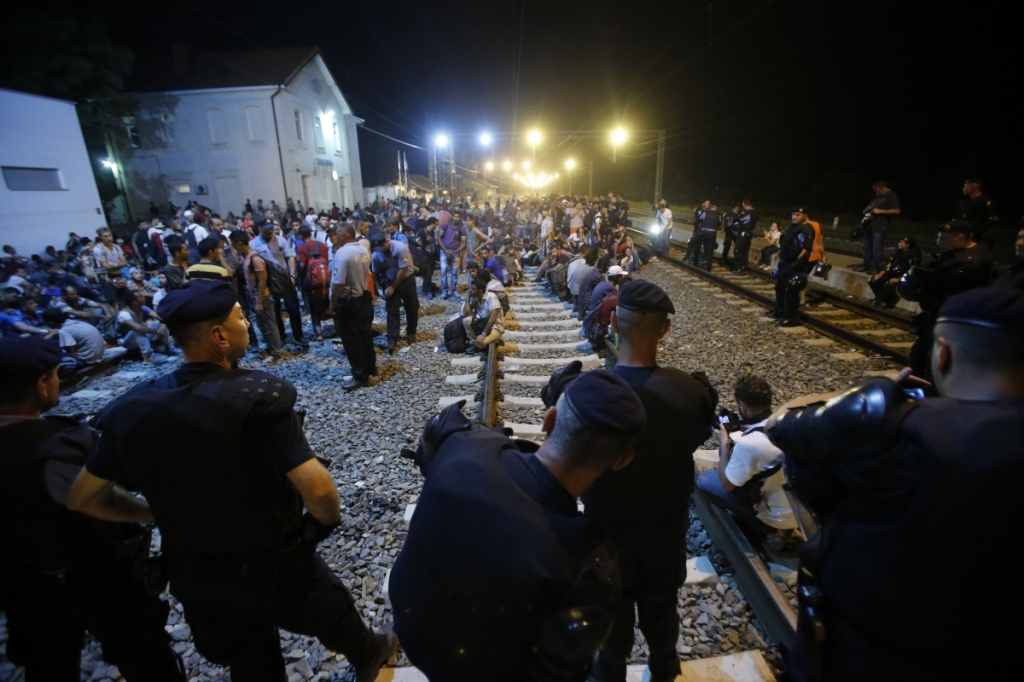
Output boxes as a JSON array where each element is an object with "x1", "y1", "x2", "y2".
[
  {"x1": 957, "y1": 177, "x2": 999, "y2": 245},
  {"x1": 67, "y1": 280, "x2": 397, "y2": 682},
  {"x1": 721, "y1": 204, "x2": 740, "y2": 268},
  {"x1": 765, "y1": 206, "x2": 815, "y2": 327},
  {"x1": 686, "y1": 200, "x2": 709, "y2": 265},
  {"x1": 898, "y1": 220, "x2": 994, "y2": 379},
  {"x1": 0, "y1": 336, "x2": 185, "y2": 682},
  {"x1": 692, "y1": 201, "x2": 721, "y2": 271},
  {"x1": 731, "y1": 199, "x2": 759, "y2": 273},
  {"x1": 390, "y1": 370, "x2": 647, "y2": 682},
  {"x1": 993, "y1": 224, "x2": 1024, "y2": 288},
  {"x1": 767, "y1": 286, "x2": 1024, "y2": 682},
  {"x1": 586, "y1": 281, "x2": 717, "y2": 682}
]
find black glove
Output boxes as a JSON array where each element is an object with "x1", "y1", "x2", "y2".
[
  {"x1": 541, "y1": 361, "x2": 584, "y2": 408},
  {"x1": 301, "y1": 512, "x2": 340, "y2": 545},
  {"x1": 412, "y1": 400, "x2": 473, "y2": 476}
]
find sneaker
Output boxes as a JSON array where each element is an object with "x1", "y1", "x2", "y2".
[
  {"x1": 425, "y1": 292, "x2": 434, "y2": 300},
  {"x1": 405, "y1": 333, "x2": 416, "y2": 344},
  {"x1": 342, "y1": 378, "x2": 369, "y2": 392},
  {"x1": 293, "y1": 339, "x2": 310, "y2": 349},
  {"x1": 778, "y1": 319, "x2": 802, "y2": 328}
]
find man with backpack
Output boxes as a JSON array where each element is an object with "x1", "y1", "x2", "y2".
[
  {"x1": 182, "y1": 211, "x2": 209, "y2": 266},
  {"x1": 249, "y1": 221, "x2": 307, "y2": 349},
  {"x1": 230, "y1": 231, "x2": 284, "y2": 361},
  {"x1": 296, "y1": 226, "x2": 331, "y2": 341}
]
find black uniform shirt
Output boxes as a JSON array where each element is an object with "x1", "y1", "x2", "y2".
[
  {"x1": 735, "y1": 208, "x2": 759, "y2": 234},
  {"x1": 779, "y1": 222, "x2": 815, "y2": 262},
  {"x1": 582, "y1": 365, "x2": 715, "y2": 524},
  {"x1": 87, "y1": 362, "x2": 314, "y2": 557},
  {"x1": 391, "y1": 428, "x2": 611, "y2": 682},
  {"x1": 700, "y1": 209, "x2": 721, "y2": 232},
  {"x1": 957, "y1": 193, "x2": 998, "y2": 237}
]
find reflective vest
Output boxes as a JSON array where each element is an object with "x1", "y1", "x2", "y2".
[{"x1": 808, "y1": 220, "x2": 825, "y2": 262}]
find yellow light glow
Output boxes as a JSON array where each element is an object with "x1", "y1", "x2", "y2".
[
  {"x1": 565, "y1": 159, "x2": 576, "y2": 170},
  {"x1": 523, "y1": 161, "x2": 531, "y2": 170},
  {"x1": 485, "y1": 162, "x2": 494, "y2": 171},
  {"x1": 503, "y1": 161, "x2": 512, "y2": 171},
  {"x1": 527, "y1": 130, "x2": 541, "y2": 145},
  {"x1": 611, "y1": 128, "x2": 627, "y2": 145}
]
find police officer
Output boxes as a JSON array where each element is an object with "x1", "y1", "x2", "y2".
[
  {"x1": 692, "y1": 200, "x2": 721, "y2": 271},
  {"x1": 993, "y1": 224, "x2": 1024, "y2": 288},
  {"x1": 0, "y1": 336, "x2": 185, "y2": 681},
  {"x1": 898, "y1": 220, "x2": 994, "y2": 379},
  {"x1": 731, "y1": 199, "x2": 759, "y2": 273},
  {"x1": 369, "y1": 224, "x2": 419, "y2": 354},
  {"x1": 67, "y1": 280, "x2": 397, "y2": 682},
  {"x1": 957, "y1": 177, "x2": 999, "y2": 244},
  {"x1": 721, "y1": 204, "x2": 740, "y2": 268},
  {"x1": 767, "y1": 286, "x2": 1024, "y2": 682},
  {"x1": 586, "y1": 281, "x2": 717, "y2": 682},
  {"x1": 686, "y1": 200, "x2": 709, "y2": 265},
  {"x1": 391, "y1": 370, "x2": 646, "y2": 682},
  {"x1": 766, "y1": 206, "x2": 815, "y2": 327},
  {"x1": 329, "y1": 224, "x2": 377, "y2": 391}
]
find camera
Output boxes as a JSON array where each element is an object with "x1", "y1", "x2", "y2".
[{"x1": 716, "y1": 407, "x2": 740, "y2": 426}]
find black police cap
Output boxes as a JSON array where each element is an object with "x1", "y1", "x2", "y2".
[
  {"x1": 562, "y1": 369, "x2": 646, "y2": 439},
  {"x1": 939, "y1": 219, "x2": 973, "y2": 233},
  {"x1": 792, "y1": 206, "x2": 810, "y2": 215},
  {"x1": 617, "y1": 280, "x2": 675, "y2": 314},
  {"x1": 157, "y1": 279, "x2": 237, "y2": 327},
  {"x1": 0, "y1": 336, "x2": 63, "y2": 380},
  {"x1": 937, "y1": 287, "x2": 1024, "y2": 337}
]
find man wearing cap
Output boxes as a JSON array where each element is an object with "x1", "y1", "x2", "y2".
[
  {"x1": 0, "y1": 336, "x2": 185, "y2": 681},
  {"x1": 767, "y1": 287, "x2": 1024, "y2": 681},
  {"x1": 67, "y1": 280, "x2": 398, "y2": 681},
  {"x1": 899, "y1": 220, "x2": 994, "y2": 378},
  {"x1": 329, "y1": 224, "x2": 377, "y2": 391},
  {"x1": 369, "y1": 224, "x2": 419, "y2": 353},
  {"x1": 586, "y1": 280, "x2": 717, "y2": 682},
  {"x1": 391, "y1": 370, "x2": 646, "y2": 682},
  {"x1": 766, "y1": 206, "x2": 816, "y2": 327}
]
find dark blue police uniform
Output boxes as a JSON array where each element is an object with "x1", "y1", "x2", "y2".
[
  {"x1": 772, "y1": 211, "x2": 815, "y2": 323},
  {"x1": 732, "y1": 207, "x2": 759, "y2": 272}
]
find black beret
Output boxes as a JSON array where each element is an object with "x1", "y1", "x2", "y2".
[
  {"x1": 562, "y1": 369, "x2": 646, "y2": 438},
  {"x1": 937, "y1": 287, "x2": 1024, "y2": 337},
  {"x1": 939, "y1": 219, "x2": 974, "y2": 233},
  {"x1": 0, "y1": 336, "x2": 63, "y2": 380},
  {"x1": 617, "y1": 280, "x2": 675, "y2": 314},
  {"x1": 157, "y1": 279, "x2": 237, "y2": 327},
  {"x1": 367, "y1": 225, "x2": 387, "y2": 251}
]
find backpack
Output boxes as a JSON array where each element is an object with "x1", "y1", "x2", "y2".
[
  {"x1": 99, "y1": 314, "x2": 120, "y2": 346},
  {"x1": 549, "y1": 262, "x2": 570, "y2": 300},
  {"x1": 301, "y1": 240, "x2": 330, "y2": 291},
  {"x1": 444, "y1": 317, "x2": 468, "y2": 354},
  {"x1": 248, "y1": 253, "x2": 295, "y2": 298},
  {"x1": 582, "y1": 291, "x2": 616, "y2": 342},
  {"x1": 637, "y1": 245, "x2": 652, "y2": 265},
  {"x1": 184, "y1": 226, "x2": 200, "y2": 249}
]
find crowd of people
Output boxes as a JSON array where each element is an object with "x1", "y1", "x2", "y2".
[{"x1": 2, "y1": 180, "x2": 1023, "y2": 682}]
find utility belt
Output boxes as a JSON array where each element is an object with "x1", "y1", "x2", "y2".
[
  {"x1": 163, "y1": 537, "x2": 307, "y2": 585},
  {"x1": 700, "y1": 227, "x2": 718, "y2": 234}
]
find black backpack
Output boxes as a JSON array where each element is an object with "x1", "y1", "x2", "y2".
[
  {"x1": 444, "y1": 317, "x2": 468, "y2": 354},
  {"x1": 248, "y1": 253, "x2": 295, "y2": 298}
]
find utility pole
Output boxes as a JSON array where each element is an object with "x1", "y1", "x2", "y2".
[
  {"x1": 588, "y1": 161, "x2": 593, "y2": 198},
  {"x1": 654, "y1": 129, "x2": 666, "y2": 206},
  {"x1": 430, "y1": 147, "x2": 438, "y2": 198}
]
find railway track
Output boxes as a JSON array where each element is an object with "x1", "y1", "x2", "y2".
[{"x1": 627, "y1": 227, "x2": 916, "y2": 367}]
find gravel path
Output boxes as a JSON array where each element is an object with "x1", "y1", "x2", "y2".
[{"x1": 0, "y1": 259, "x2": 889, "y2": 680}]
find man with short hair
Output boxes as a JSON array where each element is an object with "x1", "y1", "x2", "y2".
[
  {"x1": 230, "y1": 231, "x2": 283, "y2": 360},
  {"x1": 854, "y1": 181, "x2": 901, "y2": 273},
  {"x1": 370, "y1": 225, "x2": 418, "y2": 353},
  {"x1": 185, "y1": 236, "x2": 232, "y2": 282},
  {"x1": 68, "y1": 280, "x2": 398, "y2": 681},
  {"x1": 437, "y1": 212, "x2": 466, "y2": 299},
  {"x1": 46, "y1": 307, "x2": 107, "y2": 365},
  {"x1": 767, "y1": 287, "x2": 1024, "y2": 680},
  {"x1": 698, "y1": 375, "x2": 797, "y2": 551},
  {"x1": 957, "y1": 177, "x2": 999, "y2": 244},
  {"x1": 117, "y1": 290, "x2": 171, "y2": 363},
  {"x1": 0, "y1": 336, "x2": 185, "y2": 681},
  {"x1": 767, "y1": 206, "x2": 816, "y2": 327},
  {"x1": 392, "y1": 370, "x2": 645, "y2": 682},
  {"x1": 51, "y1": 285, "x2": 112, "y2": 320},
  {"x1": 329, "y1": 225, "x2": 376, "y2": 391},
  {"x1": 250, "y1": 221, "x2": 307, "y2": 348},
  {"x1": 587, "y1": 280, "x2": 716, "y2": 682},
  {"x1": 461, "y1": 277, "x2": 504, "y2": 350},
  {"x1": 162, "y1": 237, "x2": 190, "y2": 292},
  {"x1": 731, "y1": 199, "x2": 759, "y2": 273}
]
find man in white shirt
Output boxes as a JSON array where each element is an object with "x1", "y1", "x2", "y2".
[
  {"x1": 567, "y1": 244, "x2": 594, "y2": 299},
  {"x1": 698, "y1": 375, "x2": 798, "y2": 551},
  {"x1": 183, "y1": 211, "x2": 209, "y2": 265},
  {"x1": 654, "y1": 198, "x2": 673, "y2": 253},
  {"x1": 461, "y1": 277, "x2": 504, "y2": 350}
]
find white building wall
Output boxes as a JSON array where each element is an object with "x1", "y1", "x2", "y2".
[
  {"x1": 116, "y1": 56, "x2": 362, "y2": 220},
  {"x1": 0, "y1": 89, "x2": 106, "y2": 256}
]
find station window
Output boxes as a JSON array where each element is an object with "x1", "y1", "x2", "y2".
[
  {"x1": 313, "y1": 116, "x2": 325, "y2": 151},
  {"x1": 2, "y1": 167, "x2": 66, "y2": 191},
  {"x1": 333, "y1": 121, "x2": 342, "y2": 154},
  {"x1": 206, "y1": 108, "x2": 228, "y2": 147},
  {"x1": 176, "y1": 184, "x2": 191, "y2": 194},
  {"x1": 160, "y1": 112, "x2": 177, "y2": 147},
  {"x1": 294, "y1": 110, "x2": 305, "y2": 143},
  {"x1": 245, "y1": 106, "x2": 265, "y2": 143},
  {"x1": 123, "y1": 116, "x2": 141, "y2": 148}
]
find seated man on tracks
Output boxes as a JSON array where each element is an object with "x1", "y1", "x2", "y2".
[{"x1": 460, "y1": 277, "x2": 505, "y2": 352}]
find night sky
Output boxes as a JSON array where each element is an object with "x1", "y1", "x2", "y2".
[{"x1": 94, "y1": 0, "x2": 1019, "y2": 219}]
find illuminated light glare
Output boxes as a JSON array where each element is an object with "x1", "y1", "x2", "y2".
[
  {"x1": 555, "y1": 173, "x2": 560, "y2": 178},
  {"x1": 485, "y1": 162, "x2": 494, "y2": 171},
  {"x1": 434, "y1": 134, "x2": 449, "y2": 148},
  {"x1": 479, "y1": 132, "x2": 492, "y2": 146},
  {"x1": 565, "y1": 159, "x2": 576, "y2": 170},
  {"x1": 651, "y1": 224, "x2": 663, "y2": 235},
  {"x1": 527, "y1": 130, "x2": 541, "y2": 145},
  {"x1": 611, "y1": 127, "x2": 627, "y2": 145},
  {"x1": 332, "y1": 170, "x2": 339, "y2": 180},
  {"x1": 503, "y1": 161, "x2": 512, "y2": 171},
  {"x1": 101, "y1": 159, "x2": 117, "y2": 171},
  {"x1": 522, "y1": 161, "x2": 531, "y2": 170}
]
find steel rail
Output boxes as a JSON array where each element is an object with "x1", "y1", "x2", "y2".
[{"x1": 480, "y1": 341, "x2": 499, "y2": 427}]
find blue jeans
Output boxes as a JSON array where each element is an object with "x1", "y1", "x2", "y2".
[
  {"x1": 439, "y1": 250, "x2": 458, "y2": 296},
  {"x1": 862, "y1": 231, "x2": 885, "y2": 271},
  {"x1": 696, "y1": 471, "x2": 757, "y2": 522}
]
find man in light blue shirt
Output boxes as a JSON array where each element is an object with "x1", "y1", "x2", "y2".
[
  {"x1": 369, "y1": 226, "x2": 419, "y2": 354},
  {"x1": 249, "y1": 220, "x2": 307, "y2": 348}
]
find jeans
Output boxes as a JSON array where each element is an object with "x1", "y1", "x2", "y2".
[
  {"x1": 862, "y1": 231, "x2": 885, "y2": 271},
  {"x1": 420, "y1": 259, "x2": 438, "y2": 295},
  {"x1": 254, "y1": 296, "x2": 283, "y2": 353},
  {"x1": 121, "y1": 320, "x2": 164, "y2": 357},
  {"x1": 274, "y1": 292, "x2": 304, "y2": 343},
  {"x1": 759, "y1": 244, "x2": 780, "y2": 267},
  {"x1": 696, "y1": 471, "x2": 758, "y2": 522},
  {"x1": 439, "y1": 250, "x2": 459, "y2": 296},
  {"x1": 463, "y1": 316, "x2": 502, "y2": 348}
]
